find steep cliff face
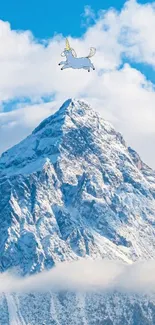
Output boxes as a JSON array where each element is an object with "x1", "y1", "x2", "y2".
[{"x1": 0, "y1": 98, "x2": 155, "y2": 324}]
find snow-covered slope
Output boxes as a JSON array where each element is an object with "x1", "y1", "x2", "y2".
[
  {"x1": 0, "y1": 98, "x2": 155, "y2": 324},
  {"x1": 0, "y1": 291, "x2": 155, "y2": 325}
]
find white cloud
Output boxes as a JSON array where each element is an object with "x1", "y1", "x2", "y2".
[
  {"x1": 81, "y1": 5, "x2": 96, "y2": 27},
  {"x1": 119, "y1": 0, "x2": 155, "y2": 65},
  {"x1": 0, "y1": 101, "x2": 58, "y2": 154},
  {"x1": 0, "y1": 0, "x2": 155, "y2": 168},
  {"x1": 1, "y1": 259, "x2": 155, "y2": 295}
]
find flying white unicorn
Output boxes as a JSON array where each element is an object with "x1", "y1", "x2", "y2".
[{"x1": 59, "y1": 39, "x2": 96, "y2": 72}]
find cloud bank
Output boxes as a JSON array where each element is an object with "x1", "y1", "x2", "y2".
[
  {"x1": 0, "y1": 0, "x2": 155, "y2": 168},
  {"x1": 1, "y1": 259, "x2": 155, "y2": 295}
]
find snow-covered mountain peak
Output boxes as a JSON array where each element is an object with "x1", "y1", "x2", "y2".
[
  {"x1": 0, "y1": 98, "x2": 120, "y2": 177},
  {"x1": 1, "y1": 98, "x2": 155, "y2": 324},
  {"x1": 33, "y1": 98, "x2": 113, "y2": 136},
  {"x1": 0, "y1": 98, "x2": 155, "y2": 276}
]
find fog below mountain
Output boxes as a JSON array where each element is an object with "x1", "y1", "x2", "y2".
[{"x1": 0, "y1": 259, "x2": 155, "y2": 295}]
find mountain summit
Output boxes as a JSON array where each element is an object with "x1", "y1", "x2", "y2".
[
  {"x1": 1, "y1": 99, "x2": 155, "y2": 324},
  {"x1": 0, "y1": 98, "x2": 120, "y2": 176},
  {"x1": 0, "y1": 98, "x2": 155, "y2": 276}
]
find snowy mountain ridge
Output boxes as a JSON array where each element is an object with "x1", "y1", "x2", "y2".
[
  {"x1": 0, "y1": 98, "x2": 155, "y2": 324},
  {"x1": 0, "y1": 99, "x2": 124, "y2": 176}
]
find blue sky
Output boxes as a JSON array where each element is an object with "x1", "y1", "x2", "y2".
[
  {"x1": 0, "y1": 1, "x2": 124, "y2": 38},
  {"x1": 0, "y1": 0, "x2": 153, "y2": 38},
  {"x1": 0, "y1": 0, "x2": 155, "y2": 168},
  {"x1": 0, "y1": 0, "x2": 154, "y2": 86},
  {"x1": 0, "y1": 0, "x2": 155, "y2": 85}
]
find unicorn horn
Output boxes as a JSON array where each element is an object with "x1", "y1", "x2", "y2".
[{"x1": 66, "y1": 38, "x2": 71, "y2": 50}]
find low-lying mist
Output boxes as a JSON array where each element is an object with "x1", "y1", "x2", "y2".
[{"x1": 0, "y1": 259, "x2": 155, "y2": 295}]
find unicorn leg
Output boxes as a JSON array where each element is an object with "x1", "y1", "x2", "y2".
[
  {"x1": 61, "y1": 64, "x2": 70, "y2": 70},
  {"x1": 83, "y1": 66, "x2": 90, "y2": 72},
  {"x1": 90, "y1": 62, "x2": 95, "y2": 70},
  {"x1": 59, "y1": 61, "x2": 66, "y2": 66}
]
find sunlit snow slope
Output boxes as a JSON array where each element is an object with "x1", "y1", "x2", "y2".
[
  {"x1": 0, "y1": 98, "x2": 155, "y2": 324},
  {"x1": 0, "y1": 98, "x2": 155, "y2": 275}
]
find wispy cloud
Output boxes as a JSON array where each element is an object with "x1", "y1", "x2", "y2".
[
  {"x1": 1, "y1": 259, "x2": 155, "y2": 295},
  {"x1": 81, "y1": 5, "x2": 96, "y2": 27}
]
